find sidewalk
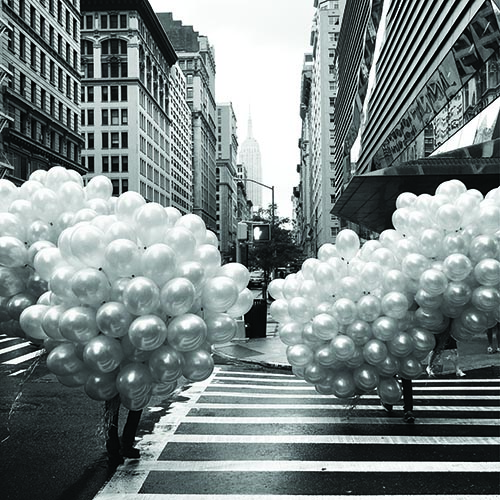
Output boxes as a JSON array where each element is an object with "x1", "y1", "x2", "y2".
[{"x1": 213, "y1": 317, "x2": 500, "y2": 376}]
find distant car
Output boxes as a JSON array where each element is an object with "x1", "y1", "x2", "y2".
[{"x1": 248, "y1": 270, "x2": 264, "y2": 288}]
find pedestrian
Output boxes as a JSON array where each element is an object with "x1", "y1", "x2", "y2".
[
  {"x1": 486, "y1": 324, "x2": 499, "y2": 354},
  {"x1": 105, "y1": 394, "x2": 143, "y2": 465},
  {"x1": 381, "y1": 377, "x2": 415, "y2": 423},
  {"x1": 426, "y1": 325, "x2": 465, "y2": 378}
]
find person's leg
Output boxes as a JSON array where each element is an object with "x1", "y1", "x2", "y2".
[
  {"x1": 487, "y1": 328, "x2": 493, "y2": 353},
  {"x1": 401, "y1": 378, "x2": 415, "y2": 423},
  {"x1": 121, "y1": 409, "x2": 143, "y2": 458},
  {"x1": 105, "y1": 395, "x2": 121, "y2": 460},
  {"x1": 449, "y1": 348, "x2": 466, "y2": 377}
]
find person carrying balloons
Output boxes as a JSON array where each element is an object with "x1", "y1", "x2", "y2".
[
  {"x1": 105, "y1": 394, "x2": 143, "y2": 465},
  {"x1": 381, "y1": 378, "x2": 415, "y2": 423},
  {"x1": 426, "y1": 324, "x2": 466, "y2": 378}
]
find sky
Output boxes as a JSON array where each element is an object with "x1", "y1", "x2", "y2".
[{"x1": 149, "y1": 0, "x2": 316, "y2": 219}]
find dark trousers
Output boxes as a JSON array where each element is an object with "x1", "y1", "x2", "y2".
[
  {"x1": 401, "y1": 377, "x2": 413, "y2": 412},
  {"x1": 385, "y1": 377, "x2": 413, "y2": 412},
  {"x1": 105, "y1": 395, "x2": 143, "y2": 455}
]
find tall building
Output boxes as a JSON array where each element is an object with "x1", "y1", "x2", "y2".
[
  {"x1": 295, "y1": 54, "x2": 314, "y2": 256},
  {"x1": 238, "y1": 113, "x2": 263, "y2": 209},
  {"x1": 1, "y1": 0, "x2": 84, "y2": 182},
  {"x1": 157, "y1": 13, "x2": 217, "y2": 231},
  {"x1": 296, "y1": 0, "x2": 345, "y2": 256},
  {"x1": 333, "y1": 0, "x2": 500, "y2": 233},
  {"x1": 80, "y1": 0, "x2": 178, "y2": 204},
  {"x1": 169, "y1": 62, "x2": 193, "y2": 214},
  {"x1": 216, "y1": 102, "x2": 238, "y2": 257}
]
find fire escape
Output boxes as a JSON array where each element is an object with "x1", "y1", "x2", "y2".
[{"x1": 0, "y1": 14, "x2": 13, "y2": 178}]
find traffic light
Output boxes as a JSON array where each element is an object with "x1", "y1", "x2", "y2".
[{"x1": 252, "y1": 223, "x2": 270, "y2": 241}]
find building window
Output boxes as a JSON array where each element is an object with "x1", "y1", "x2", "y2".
[
  {"x1": 102, "y1": 109, "x2": 108, "y2": 125},
  {"x1": 111, "y1": 132, "x2": 119, "y2": 148},
  {"x1": 121, "y1": 109, "x2": 128, "y2": 125},
  {"x1": 111, "y1": 109, "x2": 119, "y2": 125},
  {"x1": 110, "y1": 86, "x2": 119, "y2": 101},
  {"x1": 87, "y1": 156, "x2": 95, "y2": 172},
  {"x1": 30, "y1": 6, "x2": 36, "y2": 29},
  {"x1": 87, "y1": 109, "x2": 94, "y2": 126},
  {"x1": 30, "y1": 43, "x2": 36, "y2": 68},
  {"x1": 102, "y1": 156, "x2": 109, "y2": 172},
  {"x1": 122, "y1": 156, "x2": 128, "y2": 172},
  {"x1": 111, "y1": 156, "x2": 119, "y2": 172},
  {"x1": 85, "y1": 15, "x2": 92, "y2": 29},
  {"x1": 102, "y1": 86, "x2": 108, "y2": 101},
  {"x1": 102, "y1": 132, "x2": 109, "y2": 148},
  {"x1": 87, "y1": 132, "x2": 94, "y2": 149}
]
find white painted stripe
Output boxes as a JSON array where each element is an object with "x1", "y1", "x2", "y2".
[
  {"x1": 120, "y1": 459, "x2": 500, "y2": 473},
  {"x1": 0, "y1": 341, "x2": 32, "y2": 355},
  {"x1": 214, "y1": 375, "x2": 500, "y2": 385},
  {"x1": 208, "y1": 383, "x2": 500, "y2": 392},
  {"x1": 201, "y1": 390, "x2": 500, "y2": 400},
  {"x1": 4, "y1": 349, "x2": 45, "y2": 365},
  {"x1": 181, "y1": 415, "x2": 500, "y2": 426},
  {"x1": 215, "y1": 370, "x2": 297, "y2": 378},
  {"x1": 0, "y1": 336, "x2": 15, "y2": 343},
  {"x1": 91, "y1": 495, "x2": 500, "y2": 500},
  {"x1": 8, "y1": 369, "x2": 28, "y2": 377},
  {"x1": 195, "y1": 402, "x2": 500, "y2": 412},
  {"x1": 167, "y1": 434, "x2": 500, "y2": 445}
]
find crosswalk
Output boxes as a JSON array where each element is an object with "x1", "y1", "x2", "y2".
[
  {"x1": 94, "y1": 365, "x2": 500, "y2": 499},
  {"x1": 0, "y1": 333, "x2": 45, "y2": 375}
]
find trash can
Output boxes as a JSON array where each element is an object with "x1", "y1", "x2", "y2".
[{"x1": 244, "y1": 298, "x2": 267, "y2": 338}]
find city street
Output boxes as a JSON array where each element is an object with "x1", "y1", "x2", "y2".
[{"x1": 0, "y1": 334, "x2": 499, "y2": 500}]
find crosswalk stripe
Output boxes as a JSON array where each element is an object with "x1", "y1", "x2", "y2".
[
  {"x1": 118, "y1": 459, "x2": 500, "y2": 473},
  {"x1": 207, "y1": 382, "x2": 500, "y2": 391},
  {"x1": 199, "y1": 390, "x2": 500, "y2": 400},
  {"x1": 194, "y1": 402, "x2": 500, "y2": 411},
  {"x1": 3, "y1": 349, "x2": 45, "y2": 365},
  {"x1": 180, "y1": 415, "x2": 500, "y2": 425},
  {"x1": 213, "y1": 374, "x2": 500, "y2": 384},
  {"x1": 90, "y1": 495, "x2": 500, "y2": 500},
  {"x1": 166, "y1": 434, "x2": 500, "y2": 445},
  {"x1": 0, "y1": 341, "x2": 33, "y2": 355}
]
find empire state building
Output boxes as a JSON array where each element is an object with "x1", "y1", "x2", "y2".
[{"x1": 238, "y1": 114, "x2": 263, "y2": 208}]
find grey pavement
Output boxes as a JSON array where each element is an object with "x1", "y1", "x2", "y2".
[{"x1": 214, "y1": 314, "x2": 500, "y2": 376}]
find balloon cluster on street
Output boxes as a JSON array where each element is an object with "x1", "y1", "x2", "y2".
[
  {"x1": 269, "y1": 180, "x2": 500, "y2": 404},
  {"x1": 0, "y1": 166, "x2": 254, "y2": 409}
]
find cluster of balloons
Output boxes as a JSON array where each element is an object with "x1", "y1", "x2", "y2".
[
  {"x1": 269, "y1": 179, "x2": 500, "y2": 405},
  {"x1": 0, "y1": 166, "x2": 254, "y2": 410}
]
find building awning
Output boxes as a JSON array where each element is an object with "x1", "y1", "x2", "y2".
[{"x1": 331, "y1": 157, "x2": 500, "y2": 233}]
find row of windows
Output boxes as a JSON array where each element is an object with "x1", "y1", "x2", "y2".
[
  {"x1": 12, "y1": 70, "x2": 78, "y2": 131},
  {"x1": 7, "y1": 0, "x2": 79, "y2": 41},
  {"x1": 81, "y1": 60, "x2": 128, "y2": 79},
  {"x1": 84, "y1": 132, "x2": 128, "y2": 149},
  {"x1": 18, "y1": 112, "x2": 79, "y2": 162},
  {"x1": 11, "y1": 23, "x2": 79, "y2": 71},
  {"x1": 9, "y1": 32, "x2": 79, "y2": 103},
  {"x1": 80, "y1": 85, "x2": 128, "y2": 103},
  {"x1": 83, "y1": 14, "x2": 129, "y2": 31},
  {"x1": 81, "y1": 108, "x2": 128, "y2": 127},
  {"x1": 83, "y1": 155, "x2": 128, "y2": 174}
]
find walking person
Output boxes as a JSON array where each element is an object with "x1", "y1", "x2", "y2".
[
  {"x1": 381, "y1": 377, "x2": 415, "y2": 423},
  {"x1": 426, "y1": 325, "x2": 465, "y2": 378},
  {"x1": 105, "y1": 394, "x2": 143, "y2": 465},
  {"x1": 486, "y1": 324, "x2": 499, "y2": 354}
]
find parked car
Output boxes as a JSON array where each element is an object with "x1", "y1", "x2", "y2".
[{"x1": 248, "y1": 270, "x2": 264, "y2": 288}]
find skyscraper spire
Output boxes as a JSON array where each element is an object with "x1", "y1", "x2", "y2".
[{"x1": 247, "y1": 109, "x2": 253, "y2": 138}]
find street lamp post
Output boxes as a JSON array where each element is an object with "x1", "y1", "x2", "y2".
[{"x1": 240, "y1": 178, "x2": 275, "y2": 228}]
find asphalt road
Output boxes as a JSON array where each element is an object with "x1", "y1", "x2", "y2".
[{"x1": 0, "y1": 354, "x2": 498, "y2": 500}]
